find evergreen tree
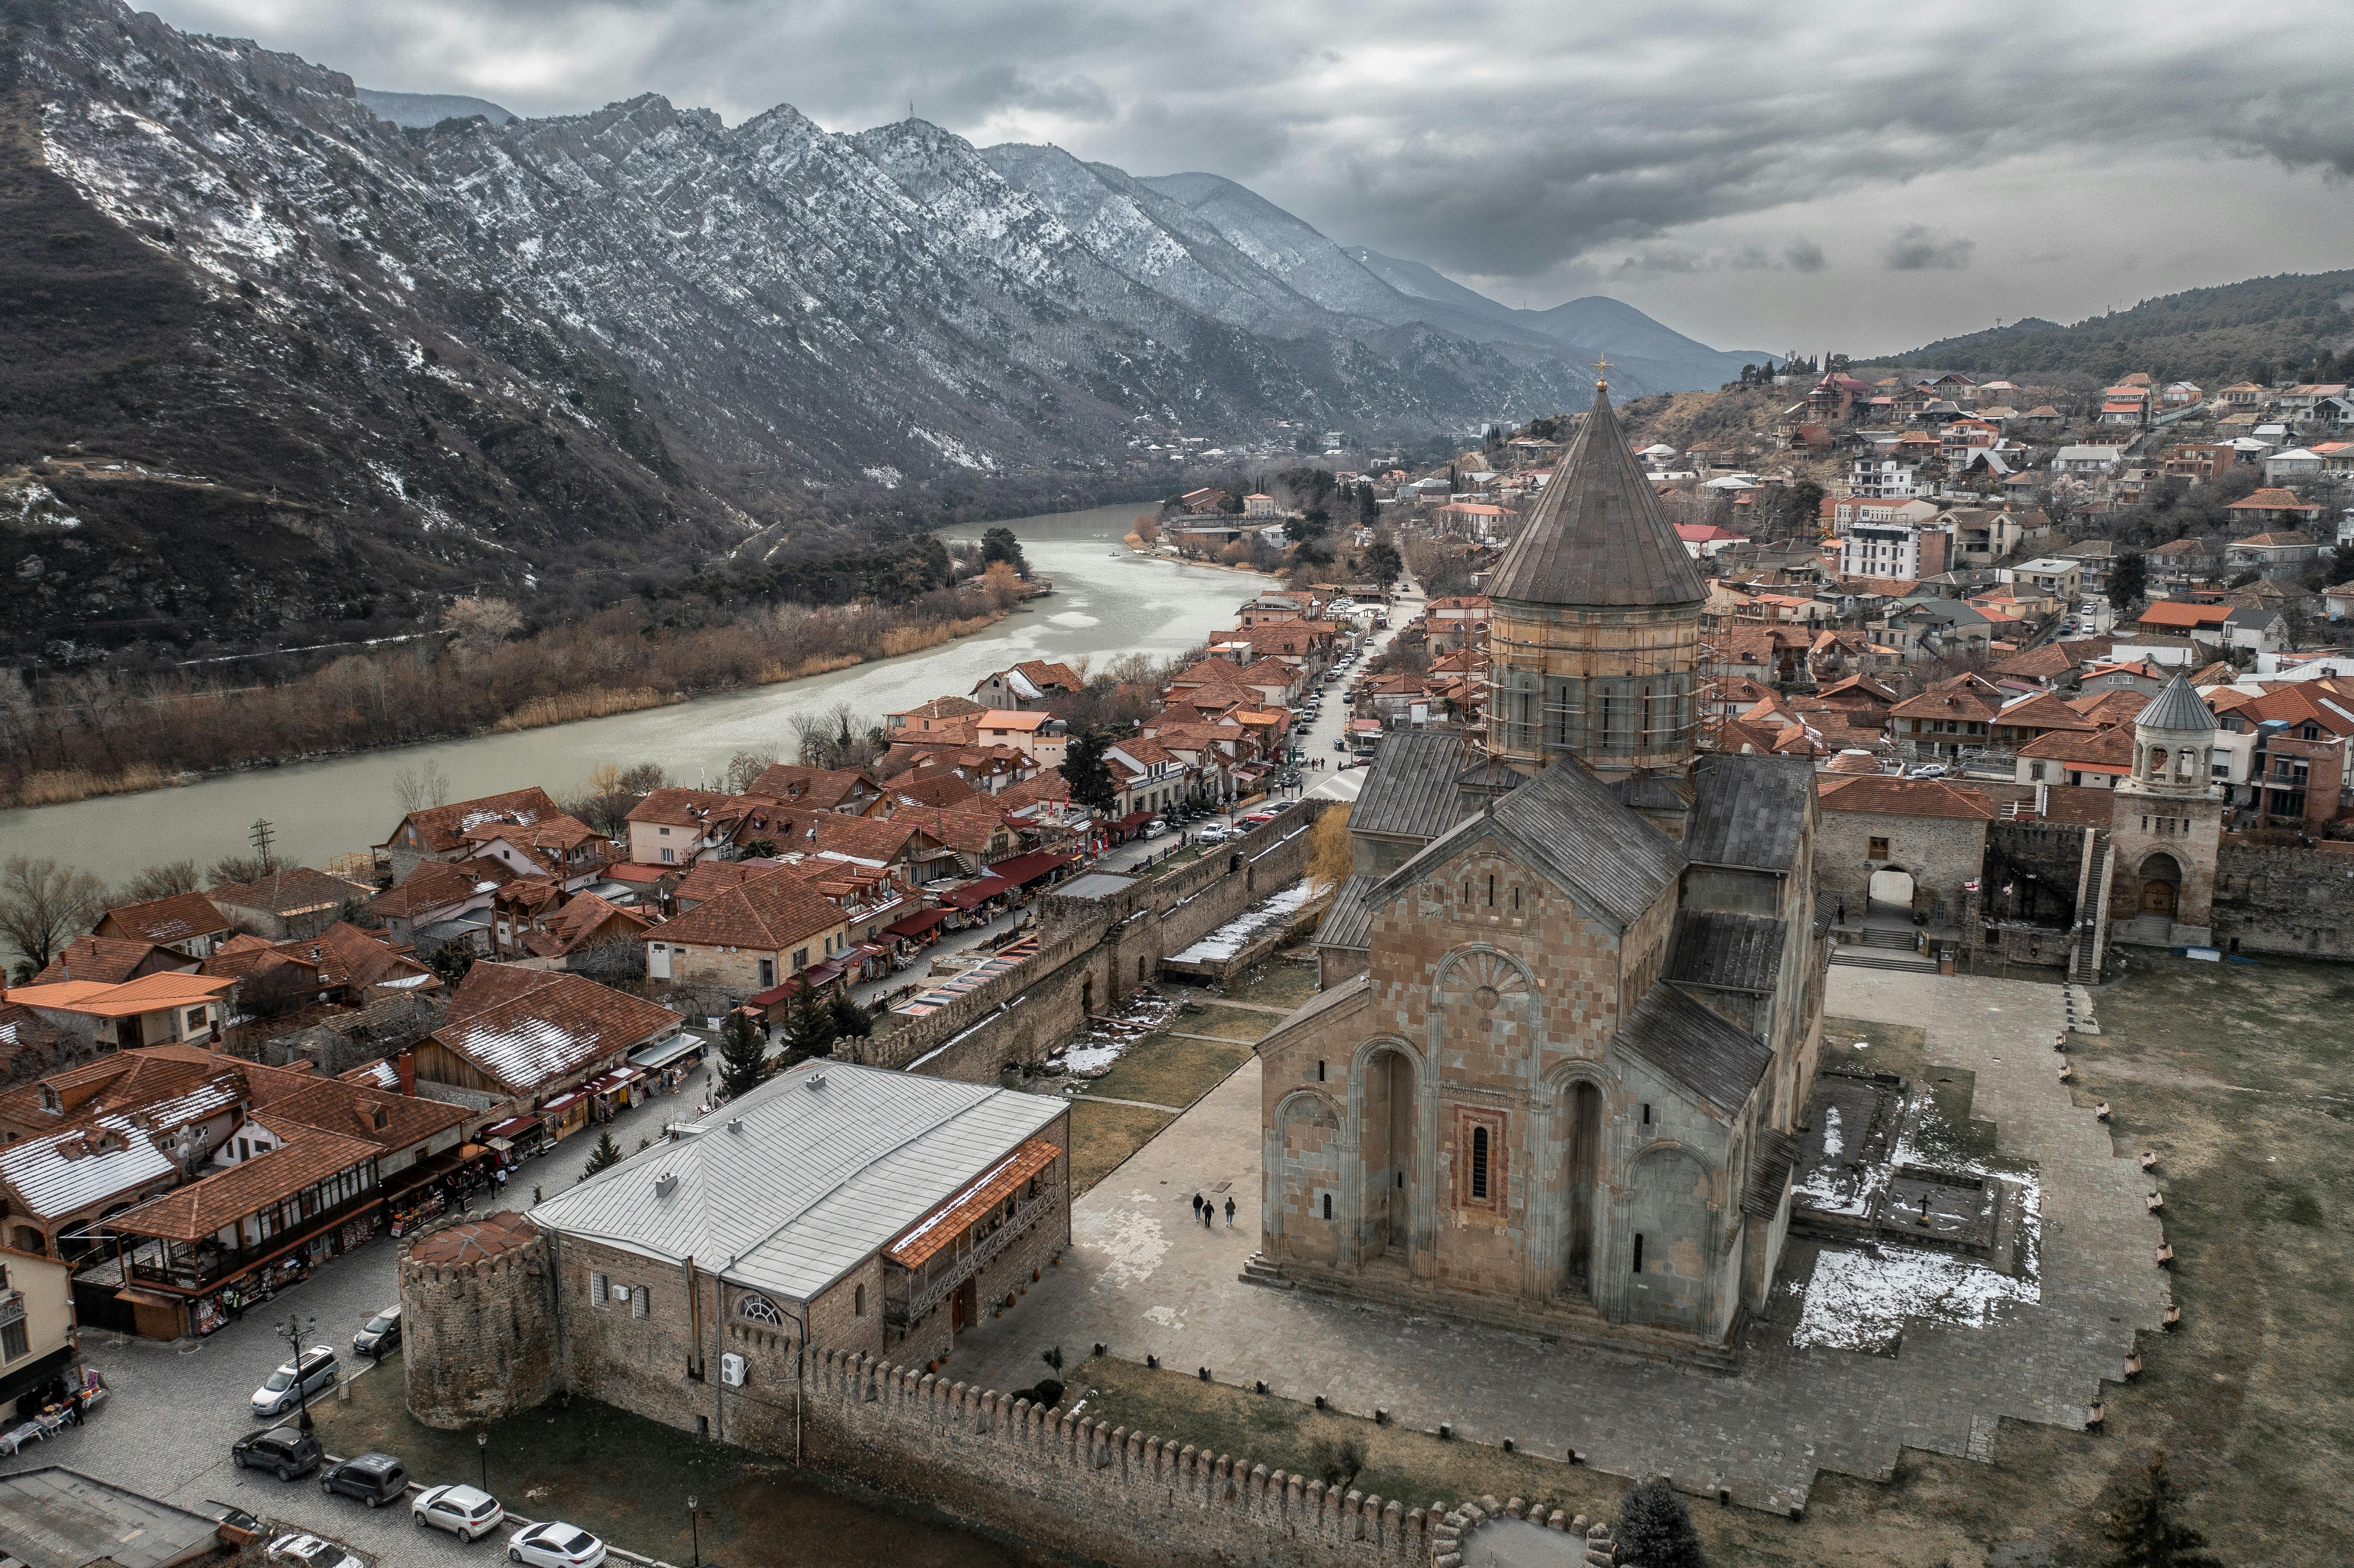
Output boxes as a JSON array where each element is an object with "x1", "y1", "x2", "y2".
[
  {"x1": 1614, "y1": 1478, "x2": 1705, "y2": 1568},
  {"x1": 1062, "y1": 728, "x2": 1121, "y2": 815},
  {"x1": 783, "y1": 989, "x2": 842, "y2": 1061},
  {"x1": 827, "y1": 992, "x2": 872, "y2": 1040},
  {"x1": 980, "y1": 527, "x2": 1030, "y2": 577},
  {"x1": 578, "y1": 1127, "x2": 625, "y2": 1183},
  {"x1": 716, "y1": 1008, "x2": 766, "y2": 1099},
  {"x1": 2111, "y1": 551, "x2": 2148, "y2": 611},
  {"x1": 2101, "y1": 1451, "x2": 2222, "y2": 1568}
]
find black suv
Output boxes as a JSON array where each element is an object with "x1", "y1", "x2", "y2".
[
  {"x1": 352, "y1": 1307, "x2": 402, "y2": 1359},
  {"x1": 233, "y1": 1426, "x2": 323, "y2": 1481},
  {"x1": 319, "y1": 1451, "x2": 408, "y2": 1507}
]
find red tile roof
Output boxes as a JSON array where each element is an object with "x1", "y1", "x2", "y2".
[
  {"x1": 97, "y1": 892, "x2": 230, "y2": 946},
  {"x1": 1816, "y1": 775, "x2": 1998, "y2": 819},
  {"x1": 652, "y1": 868, "x2": 845, "y2": 952}
]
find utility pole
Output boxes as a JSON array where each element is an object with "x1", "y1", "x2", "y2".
[{"x1": 250, "y1": 818, "x2": 277, "y2": 868}]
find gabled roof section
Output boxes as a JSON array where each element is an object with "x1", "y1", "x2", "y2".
[
  {"x1": 1255, "y1": 972, "x2": 1373, "y2": 1053},
  {"x1": 1683, "y1": 754, "x2": 1810, "y2": 872},
  {"x1": 1349, "y1": 729, "x2": 1467, "y2": 842},
  {"x1": 1385, "y1": 760, "x2": 1684, "y2": 931},
  {"x1": 1311, "y1": 874, "x2": 1379, "y2": 953},
  {"x1": 1614, "y1": 983, "x2": 1775, "y2": 1115},
  {"x1": 1486, "y1": 383, "x2": 1706, "y2": 610},
  {"x1": 1665, "y1": 910, "x2": 1786, "y2": 995}
]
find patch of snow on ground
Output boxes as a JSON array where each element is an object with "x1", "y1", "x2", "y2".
[
  {"x1": 1169, "y1": 883, "x2": 1314, "y2": 964},
  {"x1": 1821, "y1": 1105, "x2": 1844, "y2": 1158},
  {"x1": 1792, "y1": 1240, "x2": 2040, "y2": 1353}
]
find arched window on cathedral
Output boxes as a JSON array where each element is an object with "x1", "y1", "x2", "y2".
[
  {"x1": 1470, "y1": 1125, "x2": 1490, "y2": 1200},
  {"x1": 738, "y1": 1293, "x2": 783, "y2": 1325}
]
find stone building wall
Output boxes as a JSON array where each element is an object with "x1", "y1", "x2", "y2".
[
  {"x1": 1814, "y1": 806, "x2": 1989, "y2": 927},
  {"x1": 2211, "y1": 842, "x2": 2354, "y2": 956},
  {"x1": 796, "y1": 1348, "x2": 1433, "y2": 1568},
  {"x1": 399, "y1": 1215, "x2": 558, "y2": 1429}
]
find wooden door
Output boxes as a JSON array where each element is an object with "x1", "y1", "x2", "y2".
[
  {"x1": 952, "y1": 1277, "x2": 977, "y2": 1334},
  {"x1": 2140, "y1": 879, "x2": 2178, "y2": 916}
]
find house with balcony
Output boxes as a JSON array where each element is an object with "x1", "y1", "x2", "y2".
[
  {"x1": 2224, "y1": 528, "x2": 2323, "y2": 579},
  {"x1": 1, "y1": 973, "x2": 238, "y2": 1052},
  {"x1": 1947, "y1": 507, "x2": 2027, "y2": 568},
  {"x1": 640, "y1": 869, "x2": 852, "y2": 998}
]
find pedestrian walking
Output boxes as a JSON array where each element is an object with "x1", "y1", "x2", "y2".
[
  {"x1": 1224, "y1": 1195, "x2": 1237, "y2": 1227},
  {"x1": 1192, "y1": 1192, "x2": 1205, "y2": 1220},
  {"x1": 1202, "y1": 1202, "x2": 1213, "y2": 1229}
]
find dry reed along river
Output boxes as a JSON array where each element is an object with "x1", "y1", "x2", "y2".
[{"x1": 0, "y1": 504, "x2": 1261, "y2": 889}]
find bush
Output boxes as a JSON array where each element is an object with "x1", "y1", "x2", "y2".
[{"x1": 1614, "y1": 1478, "x2": 1704, "y2": 1568}]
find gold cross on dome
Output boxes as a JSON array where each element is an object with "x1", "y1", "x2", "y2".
[{"x1": 1593, "y1": 354, "x2": 1612, "y2": 376}]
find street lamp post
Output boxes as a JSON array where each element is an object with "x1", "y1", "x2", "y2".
[
  {"x1": 686, "y1": 1496, "x2": 701, "y2": 1568},
  {"x1": 279, "y1": 1314, "x2": 318, "y2": 1431},
  {"x1": 476, "y1": 1429, "x2": 489, "y2": 1492}
]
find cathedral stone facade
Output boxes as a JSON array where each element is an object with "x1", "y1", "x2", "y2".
[{"x1": 1261, "y1": 384, "x2": 1828, "y2": 1363}]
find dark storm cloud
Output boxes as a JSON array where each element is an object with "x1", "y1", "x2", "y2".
[
  {"x1": 1883, "y1": 225, "x2": 1974, "y2": 271},
  {"x1": 152, "y1": 0, "x2": 2354, "y2": 285}
]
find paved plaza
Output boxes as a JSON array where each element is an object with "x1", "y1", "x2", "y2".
[{"x1": 950, "y1": 969, "x2": 2173, "y2": 1511}]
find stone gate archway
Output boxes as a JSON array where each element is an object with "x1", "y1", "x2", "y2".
[{"x1": 2137, "y1": 850, "x2": 2183, "y2": 918}]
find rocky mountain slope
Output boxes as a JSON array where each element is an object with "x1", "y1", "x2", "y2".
[
  {"x1": 354, "y1": 89, "x2": 517, "y2": 128},
  {"x1": 0, "y1": 0, "x2": 1748, "y2": 664}
]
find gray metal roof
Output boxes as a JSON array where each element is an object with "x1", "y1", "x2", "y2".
[
  {"x1": 1386, "y1": 760, "x2": 1685, "y2": 930},
  {"x1": 1055, "y1": 871, "x2": 1138, "y2": 900},
  {"x1": 0, "y1": 1468, "x2": 224, "y2": 1568},
  {"x1": 1741, "y1": 1128, "x2": 1802, "y2": 1218},
  {"x1": 1613, "y1": 982, "x2": 1775, "y2": 1115},
  {"x1": 1350, "y1": 730, "x2": 1466, "y2": 842},
  {"x1": 1665, "y1": 911, "x2": 1787, "y2": 995},
  {"x1": 1485, "y1": 383, "x2": 1706, "y2": 610},
  {"x1": 1311, "y1": 874, "x2": 1380, "y2": 952},
  {"x1": 1683, "y1": 754, "x2": 1811, "y2": 871},
  {"x1": 2139, "y1": 670, "x2": 2216, "y2": 733},
  {"x1": 528, "y1": 1060, "x2": 1064, "y2": 1302}
]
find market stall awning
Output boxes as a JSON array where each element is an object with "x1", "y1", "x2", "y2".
[
  {"x1": 988, "y1": 848, "x2": 1077, "y2": 887},
  {"x1": 580, "y1": 1067, "x2": 641, "y2": 1098},
  {"x1": 480, "y1": 1115, "x2": 542, "y2": 1142},
  {"x1": 1113, "y1": 809, "x2": 1154, "y2": 831},
  {"x1": 887, "y1": 1138, "x2": 1062, "y2": 1267},
  {"x1": 882, "y1": 908, "x2": 951, "y2": 940},
  {"x1": 939, "y1": 873, "x2": 1012, "y2": 910}
]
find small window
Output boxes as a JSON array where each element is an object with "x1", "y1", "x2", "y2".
[
  {"x1": 1632, "y1": 1234, "x2": 1645, "y2": 1274},
  {"x1": 1868, "y1": 836, "x2": 1890, "y2": 860},
  {"x1": 591, "y1": 1270, "x2": 609, "y2": 1308},
  {"x1": 793, "y1": 947, "x2": 810, "y2": 969},
  {"x1": 1322, "y1": 1192, "x2": 1333, "y2": 1221},
  {"x1": 1470, "y1": 1126, "x2": 1490, "y2": 1199},
  {"x1": 633, "y1": 1285, "x2": 650, "y2": 1319},
  {"x1": 854, "y1": 1284, "x2": 867, "y2": 1316},
  {"x1": 1642, "y1": 1103, "x2": 1652, "y2": 1125},
  {"x1": 1317, "y1": 1061, "x2": 1326, "y2": 1083}
]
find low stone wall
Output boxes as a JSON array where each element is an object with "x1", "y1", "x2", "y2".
[
  {"x1": 847, "y1": 807, "x2": 1326, "y2": 1083},
  {"x1": 801, "y1": 1346, "x2": 1432, "y2": 1568},
  {"x1": 2212, "y1": 841, "x2": 2354, "y2": 957}
]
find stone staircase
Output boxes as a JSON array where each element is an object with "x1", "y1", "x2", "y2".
[
  {"x1": 1830, "y1": 926, "x2": 1939, "y2": 974},
  {"x1": 1239, "y1": 1253, "x2": 1295, "y2": 1291}
]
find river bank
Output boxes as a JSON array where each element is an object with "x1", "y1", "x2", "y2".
[
  {"x1": 3, "y1": 607, "x2": 1006, "y2": 812},
  {"x1": 0, "y1": 505, "x2": 1269, "y2": 888}
]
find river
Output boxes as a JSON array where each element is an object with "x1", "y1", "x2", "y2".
[{"x1": 0, "y1": 503, "x2": 1265, "y2": 890}]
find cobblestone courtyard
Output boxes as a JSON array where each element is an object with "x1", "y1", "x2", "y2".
[{"x1": 952, "y1": 969, "x2": 2171, "y2": 1513}]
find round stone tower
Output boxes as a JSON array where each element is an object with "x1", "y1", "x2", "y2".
[
  {"x1": 399, "y1": 1210, "x2": 558, "y2": 1429},
  {"x1": 1483, "y1": 378, "x2": 1706, "y2": 786}
]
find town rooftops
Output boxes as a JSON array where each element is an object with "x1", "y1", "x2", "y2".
[
  {"x1": 96, "y1": 892, "x2": 229, "y2": 946},
  {"x1": 430, "y1": 964, "x2": 680, "y2": 1095},
  {"x1": 4, "y1": 971, "x2": 237, "y2": 1019},
  {"x1": 383, "y1": 787, "x2": 563, "y2": 855},
  {"x1": 109, "y1": 1127, "x2": 385, "y2": 1242},
  {"x1": 1816, "y1": 775, "x2": 1998, "y2": 819},
  {"x1": 208, "y1": 867, "x2": 370, "y2": 921},
  {"x1": 31, "y1": 936, "x2": 190, "y2": 987},
  {"x1": 654, "y1": 866, "x2": 847, "y2": 952},
  {"x1": 528, "y1": 1059, "x2": 1065, "y2": 1303},
  {"x1": 2136, "y1": 600, "x2": 2233, "y2": 628}
]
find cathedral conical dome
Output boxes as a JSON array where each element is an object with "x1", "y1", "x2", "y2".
[{"x1": 1487, "y1": 381, "x2": 1706, "y2": 610}]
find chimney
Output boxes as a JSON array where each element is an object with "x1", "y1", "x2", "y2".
[{"x1": 395, "y1": 1051, "x2": 416, "y2": 1096}]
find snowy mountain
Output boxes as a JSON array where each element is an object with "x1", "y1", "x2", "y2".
[{"x1": 0, "y1": 0, "x2": 1750, "y2": 658}]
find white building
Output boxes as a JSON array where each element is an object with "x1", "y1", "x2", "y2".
[
  {"x1": 1837, "y1": 521, "x2": 1946, "y2": 582},
  {"x1": 1847, "y1": 458, "x2": 1920, "y2": 499}
]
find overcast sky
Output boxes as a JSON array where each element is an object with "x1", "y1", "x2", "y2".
[{"x1": 149, "y1": 0, "x2": 2354, "y2": 355}]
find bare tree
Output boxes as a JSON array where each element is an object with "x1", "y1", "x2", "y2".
[
  {"x1": 118, "y1": 859, "x2": 202, "y2": 903},
  {"x1": 791, "y1": 702, "x2": 885, "y2": 771},
  {"x1": 724, "y1": 750, "x2": 780, "y2": 795},
  {"x1": 392, "y1": 757, "x2": 453, "y2": 814},
  {"x1": 0, "y1": 857, "x2": 110, "y2": 982},
  {"x1": 441, "y1": 596, "x2": 524, "y2": 653}
]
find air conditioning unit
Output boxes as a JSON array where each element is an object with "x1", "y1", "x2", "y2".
[{"x1": 719, "y1": 1353, "x2": 746, "y2": 1388}]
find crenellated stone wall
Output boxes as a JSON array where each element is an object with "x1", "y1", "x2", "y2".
[
  {"x1": 798, "y1": 1345, "x2": 1439, "y2": 1568},
  {"x1": 848, "y1": 807, "x2": 1324, "y2": 1083}
]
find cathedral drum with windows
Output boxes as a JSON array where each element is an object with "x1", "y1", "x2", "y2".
[{"x1": 1258, "y1": 382, "x2": 1828, "y2": 1364}]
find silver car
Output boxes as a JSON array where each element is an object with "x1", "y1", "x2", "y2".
[
  {"x1": 251, "y1": 1347, "x2": 339, "y2": 1418},
  {"x1": 505, "y1": 1522, "x2": 607, "y2": 1568}
]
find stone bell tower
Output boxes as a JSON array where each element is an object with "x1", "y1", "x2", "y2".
[
  {"x1": 2109, "y1": 671, "x2": 2223, "y2": 946},
  {"x1": 1481, "y1": 373, "x2": 1706, "y2": 815}
]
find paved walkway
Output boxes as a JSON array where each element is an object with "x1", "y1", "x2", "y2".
[{"x1": 949, "y1": 970, "x2": 2170, "y2": 1511}]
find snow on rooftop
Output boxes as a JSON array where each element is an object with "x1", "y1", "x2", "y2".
[{"x1": 0, "y1": 1114, "x2": 179, "y2": 1221}]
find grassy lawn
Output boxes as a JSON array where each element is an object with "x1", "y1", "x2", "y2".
[
  {"x1": 1068, "y1": 1100, "x2": 1175, "y2": 1195},
  {"x1": 1223, "y1": 951, "x2": 1325, "y2": 1011},
  {"x1": 1169, "y1": 1003, "x2": 1278, "y2": 1042},
  {"x1": 315, "y1": 1358, "x2": 1017, "y2": 1568},
  {"x1": 1085, "y1": 1034, "x2": 1249, "y2": 1111}
]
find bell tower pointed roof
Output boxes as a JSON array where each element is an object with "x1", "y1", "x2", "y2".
[{"x1": 1486, "y1": 380, "x2": 1706, "y2": 610}]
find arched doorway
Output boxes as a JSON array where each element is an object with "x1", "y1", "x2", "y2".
[
  {"x1": 2138, "y1": 852, "x2": 2183, "y2": 918},
  {"x1": 1563, "y1": 1080, "x2": 1604, "y2": 1295},
  {"x1": 1866, "y1": 867, "x2": 1916, "y2": 922},
  {"x1": 1358, "y1": 1046, "x2": 1418, "y2": 1262}
]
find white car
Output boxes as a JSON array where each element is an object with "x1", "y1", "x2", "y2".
[
  {"x1": 251, "y1": 1347, "x2": 339, "y2": 1418},
  {"x1": 267, "y1": 1535, "x2": 363, "y2": 1568},
  {"x1": 1195, "y1": 824, "x2": 1233, "y2": 843},
  {"x1": 506, "y1": 1522, "x2": 607, "y2": 1568},
  {"x1": 414, "y1": 1484, "x2": 506, "y2": 1542}
]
